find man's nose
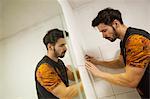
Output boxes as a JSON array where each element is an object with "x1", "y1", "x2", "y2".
[
  {"x1": 102, "y1": 32, "x2": 107, "y2": 38},
  {"x1": 64, "y1": 46, "x2": 67, "y2": 51}
]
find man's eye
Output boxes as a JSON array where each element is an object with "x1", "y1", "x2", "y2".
[
  {"x1": 60, "y1": 45, "x2": 64, "y2": 47},
  {"x1": 103, "y1": 30, "x2": 106, "y2": 32}
]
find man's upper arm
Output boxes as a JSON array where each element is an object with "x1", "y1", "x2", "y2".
[
  {"x1": 66, "y1": 65, "x2": 80, "y2": 81},
  {"x1": 124, "y1": 34, "x2": 150, "y2": 87},
  {"x1": 67, "y1": 69, "x2": 75, "y2": 81},
  {"x1": 36, "y1": 64, "x2": 80, "y2": 98},
  {"x1": 124, "y1": 65, "x2": 145, "y2": 88},
  {"x1": 36, "y1": 63, "x2": 63, "y2": 97},
  {"x1": 117, "y1": 54, "x2": 125, "y2": 67},
  {"x1": 51, "y1": 82, "x2": 69, "y2": 98},
  {"x1": 126, "y1": 34, "x2": 150, "y2": 68}
]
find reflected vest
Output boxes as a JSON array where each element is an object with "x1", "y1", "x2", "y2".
[
  {"x1": 120, "y1": 27, "x2": 150, "y2": 98},
  {"x1": 35, "y1": 56, "x2": 69, "y2": 99}
]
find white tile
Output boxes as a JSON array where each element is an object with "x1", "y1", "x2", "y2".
[
  {"x1": 94, "y1": 80, "x2": 114, "y2": 98},
  {"x1": 96, "y1": 66, "x2": 125, "y2": 74},
  {"x1": 83, "y1": 47, "x2": 102, "y2": 59},
  {"x1": 116, "y1": 91, "x2": 141, "y2": 99},
  {"x1": 112, "y1": 84, "x2": 136, "y2": 94},
  {"x1": 99, "y1": 95, "x2": 116, "y2": 99},
  {"x1": 98, "y1": 39, "x2": 120, "y2": 60},
  {"x1": 104, "y1": 68, "x2": 125, "y2": 74}
]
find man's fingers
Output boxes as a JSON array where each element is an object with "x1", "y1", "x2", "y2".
[
  {"x1": 85, "y1": 56, "x2": 90, "y2": 60},
  {"x1": 85, "y1": 61, "x2": 95, "y2": 70},
  {"x1": 85, "y1": 60, "x2": 94, "y2": 66},
  {"x1": 85, "y1": 54, "x2": 93, "y2": 59},
  {"x1": 85, "y1": 62, "x2": 91, "y2": 68},
  {"x1": 85, "y1": 60, "x2": 90, "y2": 65},
  {"x1": 85, "y1": 64, "x2": 92, "y2": 71},
  {"x1": 85, "y1": 63, "x2": 90, "y2": 68},
  {"x1": 85, "y1": 58, "x2": 90, "y2": 61}
]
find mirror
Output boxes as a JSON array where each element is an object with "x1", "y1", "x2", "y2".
[{"x1": 0, "y1": 0, "x2": 84, "y2": 99}]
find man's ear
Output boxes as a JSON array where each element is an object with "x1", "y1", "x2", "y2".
[
  {"x1": 112, "y1": 19, "x2": 119, "y2": 28},
  {"x1": 47, "y1": 43, "x2": 54, "y2": 50}
]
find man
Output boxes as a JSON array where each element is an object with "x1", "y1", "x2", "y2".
[
  {"x1": 85, "y1": 7, "x2": 150, "y2": 99},
  {"x1": 35, "y1": 28, "x2": 83, "y2": 99}
]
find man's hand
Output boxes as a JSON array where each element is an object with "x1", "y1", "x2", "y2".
[
  {"x1": 66, "y1": 65, "x2": 80, "y2": 81},
  {"x1": 85, "y1": 60, "x2": 102, "y2": 77},
  {"x1": 85, "y1": 60, "x2": 145, "y2": 88},
  {"x1": 85, "y1": 54, "x2": 99, "y2": 65}
]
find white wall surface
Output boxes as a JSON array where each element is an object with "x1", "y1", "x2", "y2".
[
  {"x1": 0, "y1": 41, "x2": 5, "y2": 98},
  {"x1": 74, "y1": 0, "x2": 150, "y2": 60}
]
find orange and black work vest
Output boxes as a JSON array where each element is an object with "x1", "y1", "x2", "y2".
[
  {"x1": 120, "y1": 27, "x2": 150, "y2": 98},
  {"x1": 35, "y1": 56, "x2": 69, "y2": 99}
]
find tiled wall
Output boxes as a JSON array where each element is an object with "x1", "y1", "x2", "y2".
[
  {"x1": 94, "y1": 79, "x2": 141, "y2": 99},
  {"x1": 88, "y1": 47, "x2": 141, "y2": 99}
]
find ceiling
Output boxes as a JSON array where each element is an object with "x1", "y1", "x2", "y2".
[
  {"x1": 67, "y1": 0, "x2": 94, "y2": 9},
  {"x1": 0, "y1": 0, "x2": 149, "y2": 40},
  {"x1": 0, "y1": 0, "x2": 62, "y2": 40},
  {"x1": 67, "y1": 0, "x2": 149, "y2": 9},
  {"x1": 0, "y1": 0, "x2": 99, "y2": 40}
]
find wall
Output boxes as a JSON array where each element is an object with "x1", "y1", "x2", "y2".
[
  {"x1": 0, "y1": 42, "x2": 4, "y2": 98},
  {"x1": 72, "y1": 0, "x2": 149, "y2": 98},
  {"x1": 74, "y1": 0, "x2": 150, "y2": 60}
]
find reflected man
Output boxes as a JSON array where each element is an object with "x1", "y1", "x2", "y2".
[{"x1": 35, "y1": 29, "x2": 82, "y2": 99}]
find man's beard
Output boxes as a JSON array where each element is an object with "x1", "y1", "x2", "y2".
[
  {"x1": 59, "y1": 54, "x2": 65, "y2": 58},
  {"x1": 109, "y1": 32, "x2": 117, "y2": 42},
  {"x1": 58, "y1": 51, "x2": 66, "y2": 58},
  {"x1": 54, "y1": 48, "x2": 66, "y2": 58},
  {"x1": 107, "y1": 26, "x2": 118, "y2": 42}
]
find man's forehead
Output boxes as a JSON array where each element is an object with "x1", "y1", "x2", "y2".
[
  {"x1": 56, "y1": 38, "x2": 66, "y2": 44},
  {"x1": 97, "y1": 23, "x2": 107, "y2": 31}
]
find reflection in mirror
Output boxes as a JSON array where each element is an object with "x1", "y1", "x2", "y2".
[{"x1": 0, "y1": 0, "x2": 84, "y2": 99}]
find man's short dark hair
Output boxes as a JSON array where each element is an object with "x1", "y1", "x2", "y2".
[
  {"x1": 43, "y1": 28, "x2": 69, "y2": 50},
  {"x1": 92, "y1": 7, "x2": 123, "y2": 27}
]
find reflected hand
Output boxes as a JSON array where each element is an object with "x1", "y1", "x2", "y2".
[
  {"x1": 85, "y1": 60, "x2": 101, "y2": 77},
  {"x1": 85, "y1": 54, "x2": 99, "y2": 65},
  {"x1": 66, "y1": 65, "x2": 72, "y2": 71}
]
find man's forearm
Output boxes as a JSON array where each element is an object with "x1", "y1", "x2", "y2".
[
  {"x1": 97, "y1": 59, "x2": 124, "y2": 68},
  {"x1": 64, "y1": 82, "x2": 83, "y2": 97},
  {"x1": 71, "y1": 70, "x2": 80, "y2": 81},
  {"x1": 76, "y1": 70, "x2": 80, "y2": 79},
  {"x1": 97, "y1": 71, "x2": 137, "y2": 88},
  {"x1": 52, "y1": 82, "x2": 83, "y2": 98}
]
